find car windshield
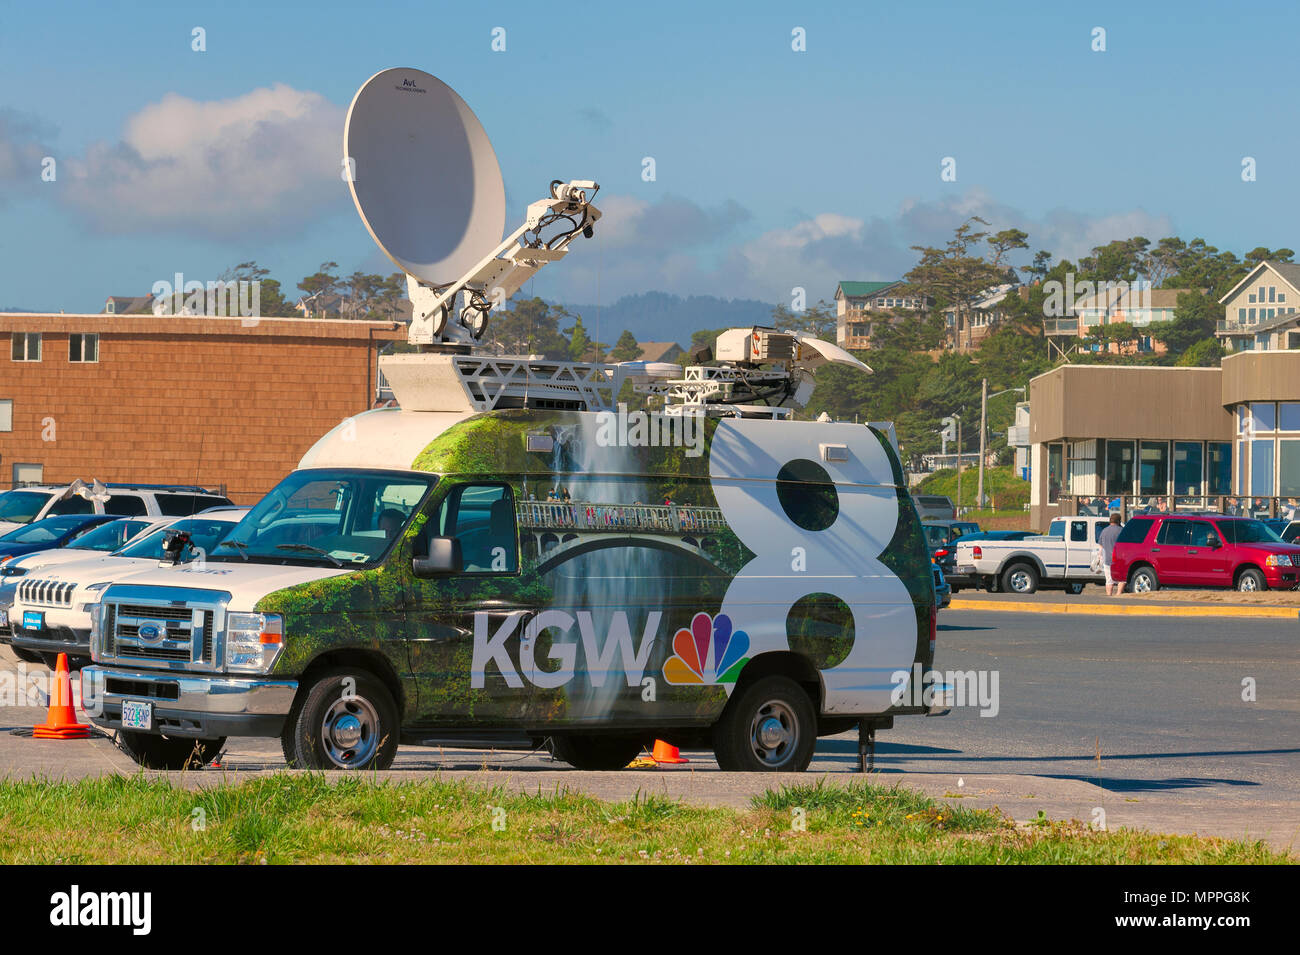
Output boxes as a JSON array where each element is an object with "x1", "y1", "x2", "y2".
[
  {"x1": 923, "y1": 525, "x2": 950, "y2": 547},
  {"x1": 211, "y1": 470, "x2": 436, "y2": 566},
  {"x1": 0, "y1": 516, "x2": 93, "y2": 544},
  {"x1": 67, "y1": 519, "x2": 149, "y2": 552},
  {"x1": 1217, "y1": 519, "x2": 1284, "y2": 544},
  {"x1": 0, "y1": 490, "x2": 53, "y2": 524},
  {"x1": 118, "y1": 517, "x2": 239, "y2": 561}
]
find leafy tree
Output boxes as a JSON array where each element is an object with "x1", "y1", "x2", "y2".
[
  {"x1": 489, "y1": 297, "x2": 571, "y2": 359},
  {"x1": 1147, "y1": 290, "x2": 1220, "y2": 355},
  {"x1": 297, "y1": 261, "x2": 340, "y2": 314},
  {"x1": 772, "y1": 299, "x2": 837, "y2": 341},
  {"x1": 609, "y1": 329, "x2": 641, "y2": 362},
  {"x1": 1176, "y1": 337, "x2": 1224, "y2": 367},
  {"x1": 568, "y1": 315, "x2": 591, "y2": 361}
]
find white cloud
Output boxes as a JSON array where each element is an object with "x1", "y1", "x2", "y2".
[
  {"x1": 60, "y1": 84, "x2": 346, "y2": 236},
  {"x1": 546, "y1": 188, "x2": 1177, "y2": 305}
]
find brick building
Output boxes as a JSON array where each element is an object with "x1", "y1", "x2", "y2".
[{"x1": 1, "y1": 314, "x2": 405, "y2": 503}]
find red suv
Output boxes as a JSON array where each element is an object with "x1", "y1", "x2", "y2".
[{"x1": 1111, "y1": 514, "x2": 1300, "y2": 592}]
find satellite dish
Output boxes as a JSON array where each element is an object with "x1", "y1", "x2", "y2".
[{"x1": 344, "y1": 68, "x2": 506, "y2": 287}]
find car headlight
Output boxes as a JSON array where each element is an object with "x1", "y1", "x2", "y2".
[
  {"x1": 1265, "y1": 554, "x2": 1282, "y2": 567},
  {"x1": 224, "y1": 612, "x2": 284, "y2": 673},
  {"x1": 1, "y1": 566, "x2": 28, "y2": 577}
]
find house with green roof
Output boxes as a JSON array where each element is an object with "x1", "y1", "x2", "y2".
[{"x1": 834, "y1": 280, "x2": 931, "y2": 349}]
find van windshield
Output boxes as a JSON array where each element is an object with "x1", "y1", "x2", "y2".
[
  {"x1": 0, "y1": 491, "x2": 53, "y2": 524},
  {"x1": 212, "y1": 470, "x2": 436, "y2": 567}
]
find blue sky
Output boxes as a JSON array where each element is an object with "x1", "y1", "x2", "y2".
[{"x1": 1, "y1": 0, "x2": 1297, "y2": 313}]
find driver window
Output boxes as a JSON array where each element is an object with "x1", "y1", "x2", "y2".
[{"x1": 437, "y1": 484, "x2": 518, "y2": 574}]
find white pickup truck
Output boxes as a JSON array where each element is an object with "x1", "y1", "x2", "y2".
[{"x1": 952, "y1": 515, "x2": 1112, "y2": 594}]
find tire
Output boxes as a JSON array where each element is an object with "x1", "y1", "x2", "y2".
[
  {"x1": 549, "y1": 735, "x2": 645, "y2": 770},
  {"x1": 1001, "y1": 562, "x2": 1039, "y2": 595},
  {"x1": 712, "y1": 675, "x2": 816, "y2": 772},
  {"x1": 281, "y1": 668, "x2": 399, "y2": 770},
  {"x1": 985, "y1": 575, "x2": 1000, "y2": 593},
  {"x1": 1129, "y1": 565, "x2": 1159, "y2": 593},
  {"x1": 11, "y1": 647, "x2": 43, "y2": 665},
  {"x1": 950, "y1": 587, "x2": 962, "y2": 595},
  {"x1": 1065, "y1": 582, "x2": 1084, "y2": 595},
  {"x1": 1236, "y1": 568, "x2": 1267, "y2": 593},
  {"x1": 117, "y1": 731, "x2": 225, "y2": 770}
]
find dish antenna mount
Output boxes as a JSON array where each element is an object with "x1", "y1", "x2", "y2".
[{"x1": 345, "y1": 68, "x2": 601, "y2": 347}]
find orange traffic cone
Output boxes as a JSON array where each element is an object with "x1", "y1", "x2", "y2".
[
  {"x1": 650, "y1": 739, "x2": 689, "y2": 764},
  {"x1": 33, "y1": 653, "x2": 90, "y2": 740}
]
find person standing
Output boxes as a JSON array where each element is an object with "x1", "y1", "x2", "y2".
[{"x1": 1098, "y1": 512, "x2": 1124, "y2": 596}]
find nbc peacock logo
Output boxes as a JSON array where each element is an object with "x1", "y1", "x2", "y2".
[{"x1": 663, "y1": 612, "x2": 750, "y2": 685}]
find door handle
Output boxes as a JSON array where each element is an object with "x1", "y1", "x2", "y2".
[
  {"x1": 1151, "y1": 547, "x2": 1161, "y2": 552},
  {"x1": 1187, "y1": 549, "x2": 1198, "y2": 554}
]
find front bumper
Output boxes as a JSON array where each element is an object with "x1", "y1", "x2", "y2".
[
  {"x1": 81, "y1": 665, "x2": 298, "y2": 739},
  {"x1": 11, "y1": 623, "x2": 90, "y2": 657}
]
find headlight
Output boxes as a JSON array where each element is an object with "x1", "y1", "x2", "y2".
[
  {"x1": 1265, "y1": 554, "x2": 1282, "y2": 567},
  {"x1": 224, "y1": 612, "x2": 284, "y2": 673},
  {"x1": 1, "y1": 566, "x2": 27, "y2": 577}
]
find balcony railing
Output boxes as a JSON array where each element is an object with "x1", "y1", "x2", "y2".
[
  {"x1": 1052, "y1": 494, "x2": 1295, "y2": 522},
  {"x1": 1043, "y1": 318, "x2": 1079, "y2": 335}
]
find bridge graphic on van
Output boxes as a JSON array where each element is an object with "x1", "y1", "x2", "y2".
[{"x1": 518, "y1": 500, "x2": 728, "y2": 574}]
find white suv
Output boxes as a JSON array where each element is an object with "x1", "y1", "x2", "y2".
[{"x1": 0, "y1": 483, "x2": 233, "y2": 536}]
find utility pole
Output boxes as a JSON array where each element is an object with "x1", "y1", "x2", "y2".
[
  {"x1": 977, "y1": 377, "x2": 988, "y2": 511},
  {"x1": 956, "y1": 415, "x2": 963, "y2": 514}
]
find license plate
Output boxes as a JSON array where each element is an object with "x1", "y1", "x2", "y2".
[
  {"x1": 121, "y1": 700, "x2": 152, "y2": 731},
  {"x1": 22, "y1": 611, "x2": 43, "y2": 631},
  {"x1": 957, "y1": 565, "x2": 975, "y2": 574}
]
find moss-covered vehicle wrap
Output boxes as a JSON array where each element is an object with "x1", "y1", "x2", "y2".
[{"x1": 252, "y1": 408, "x2": 935, "y2": 733}]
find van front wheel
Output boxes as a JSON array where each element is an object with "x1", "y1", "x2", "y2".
[
  {"x1": 712, "y1": 675, "x2": 816, "y2": 772},
  {"x1": 281, "y1": 669, "x2": 399, "y2": 771}
]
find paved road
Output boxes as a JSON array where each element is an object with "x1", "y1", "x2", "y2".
[{"x1": 2, "y1": 610, "x2": 1297, "y2": 850}]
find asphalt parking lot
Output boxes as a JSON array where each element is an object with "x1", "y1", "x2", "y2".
[{"x1": 2, "y1": 607, "x2": 1297, "y2": 852}]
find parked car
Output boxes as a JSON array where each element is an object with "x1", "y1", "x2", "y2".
[
  {"x1": 1267, "y1": 519, "x2": 1300, "y2": 544},
  {"x1": 952, "y1": 514, "x2": 1113, "y2": 594},
  {"x1": 0, "y1": 483, "x2": 232, "y2": 536},
  {"x1": 0, "y1": 516, "x2": 157, "y2": 579},
  {"x1": 1110, "y1": 514, "x2": 1300, "y2": 593},
  {"x1": 921, "y1": 520, "x2": 982, "y2": 557},
  {"x1": 0, "y1": 514, "x2": 119, "y2": 565},
  {"x1": 8, "y1": 510, "x2": 248, "y2": 667},
  {"x1": 938, "y1": 530, "x2": 1035, "y2": 590},
  {"x1": 932, "y1": 562, "x2": 951, "y2": 609},
  {"x1": 913, "y1": 494, "x2": 956, "y2": 521}
]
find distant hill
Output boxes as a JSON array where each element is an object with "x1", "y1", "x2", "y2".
[{"x1": 553, "y1": 291, "x2": 777, "y2": 347}]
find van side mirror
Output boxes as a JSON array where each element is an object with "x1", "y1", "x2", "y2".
[{"x1": 413, "y1": 537, "x2": 462, "y2": 577}]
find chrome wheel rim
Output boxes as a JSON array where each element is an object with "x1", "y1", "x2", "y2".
[
  {"x1": 321, "y1": 695, "x2": 380, "y2": 768},
  {"x1": 1133, "y1": 573, "x2": 1153, "y2": 593},
  {"x1": 749, "y1": 700, "x2": 798, "y2": 767},
  {"x1": 1239, "y1": 575, "x2": 1258, "y2": 592},
  {"x1": 1009, "y1": 570, "x2": 1032, "y2": 592}
]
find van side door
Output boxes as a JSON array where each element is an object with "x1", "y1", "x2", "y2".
[{"x1": 403, "y1": 481, "x2": 537, "y2": 727}]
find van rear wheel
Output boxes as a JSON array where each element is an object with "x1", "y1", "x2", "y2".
[
  {"x1": 549, "y1": 735, "x2": 645, "y2": 770},
  {"x1": 712, "y1": 675, "x2": 816, "y2": 772},
  {"x1": 281, "y1": 668, "x2": 399, "y2": 771}
]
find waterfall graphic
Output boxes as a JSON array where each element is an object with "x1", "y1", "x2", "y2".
[{"x1": 533, "y1": 414, "x2": 692, "y2": 720}]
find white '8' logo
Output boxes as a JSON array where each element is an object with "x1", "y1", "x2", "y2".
[{"x1": 707, "y1": 420, "x2": 916, "y2": 713}]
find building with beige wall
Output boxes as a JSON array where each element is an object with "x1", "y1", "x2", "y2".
[{"x1": 1027, "y1": 351, "x2": 1300, "y2": 528}]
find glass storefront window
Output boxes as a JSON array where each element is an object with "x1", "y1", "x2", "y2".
[
  {"x1": 1237, "y1": 405, "x2": 1250, "y2": 434},
  {"x1": 1208, "y1": 442, "x2": 1232, "y2": 495},
  {"x1": 1252, "y1": 402, "x2": 1276, "y2": 433},
  {"x1": 1237, "y1": 440, "x2": 1247, "y2": 494},
  {"x1": 1105, "y1": 440, "x2": 1135, "y2": 496},
  {"x1": 1173, "y1": 442, "x2": 1203, "y2": 496},
  {"x1": 1281, "y1": 403, "x2": 1300, "y2": 432},
  {"x1": 1139, "y1": 441, "x2": 1169, "y2": 495},
  {"x1": 1279, "y1": 440, "x2": 1300, "y2": 498},
  {"x1": 1047, "y1": 444, "x2": 1063, "y2": 504},
  {"x1": 1251, "y1": 439, "x2": 1275, "y2": 496}
]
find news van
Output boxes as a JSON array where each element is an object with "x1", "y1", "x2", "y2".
[{"x1": 81, "y1": 337, "x2": 949, "y2": 773}]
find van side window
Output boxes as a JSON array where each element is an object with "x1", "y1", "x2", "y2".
[
  {"x1": 1070, "y1": 520, "x2": 1088, "y2": 542},
  {"x1": 104, "y1": 494, "x2": 146, "y2": 516},
  {"x1": 1047, "y1": 520, "x2": 1064, "y2": 539},
  {"x1": 438, "y1": 484, "x2": 518, "y2": 574},
  {"x1": 49, "y1": 495, "x2": 94, "y2": 515},
  {"x1": 1191, "y1": 522, "x2": 1220, "y2": 547}
]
